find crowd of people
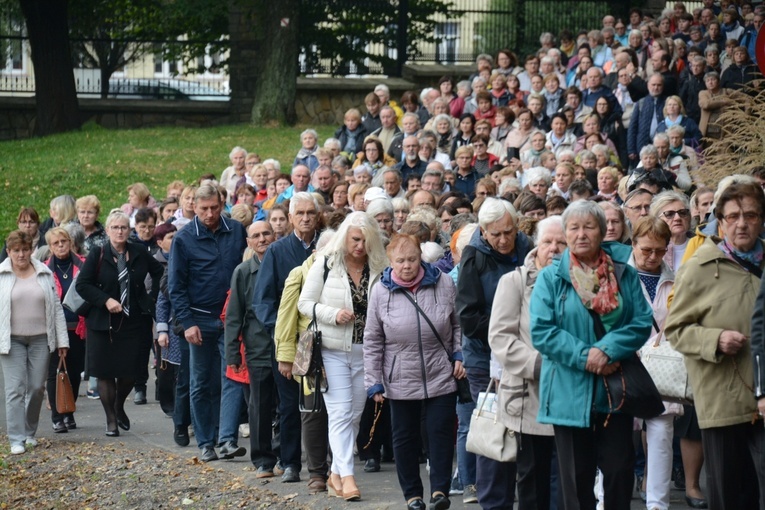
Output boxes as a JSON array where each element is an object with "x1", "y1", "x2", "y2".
[{"x1": 5, "y1": 2, "x2": 765, "y2": 510}]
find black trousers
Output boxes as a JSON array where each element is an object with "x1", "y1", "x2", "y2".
[
  {"x1": 357, "y1": 397, "x2": 392, "y2": 461},
  {"x1": 300, "y1": 390, "x2": 330, "y2": 480},
  {"x1": 247, "y1": 364, "x2": 278, "y2": 469},
  {"x1": 389, "y1": 393, "x2": 457, "y2": 501},
  {"x1": 172, "y1": 339, "x2": 191, "y2": 429},
  {"x1": 554, "y1": 412, "x2": 635, "y2": 510},
  {"x1": 46, "y1": 331, "x2": 85, "y2": 423},
  {"x1": 516, "y1": 432, "x2": 556, "y2": 510},
  {"x1": 701, "y1": 422, "x2": 765, "y2": 510},
  {"x1": 134, "y1": 334, "x2": 153, "y2": 392},
  {"x1": 155, "y1": 346, "x2": 176, "y2": 415}
]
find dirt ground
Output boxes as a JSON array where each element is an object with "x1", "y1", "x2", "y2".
[{"x1": 0, "y1": 436, "x2": 305, "y2": 510}]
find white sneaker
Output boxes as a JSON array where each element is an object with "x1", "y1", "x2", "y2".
[
  {"x1": 239, "y1": 423, "x2": 250, "y2": 438},
  {"x1": 10, "y1": 444, "x2": 25, "y2": 455},
  {"x1": 25, "y1": 437, "x2": 38, "y2": 447}
]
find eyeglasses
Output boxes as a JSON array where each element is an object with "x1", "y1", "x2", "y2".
[
  {"x1": 661, "y1": 209, "x2": 690, "y2": 219},
  {"x1": 110, "y1": 225, "x2": 129, "y2": 231},
  {"x1": 636, "y1": 245, "x2": 668, "y2": 257},
  {"x1": 723, "y1": 211, "x2": 761, "y2": 224},
  {"x1": 625, "y1": 204, "x2": 651, "y2": 213}
]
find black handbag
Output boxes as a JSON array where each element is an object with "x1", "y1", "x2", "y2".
[
  {"x1": 588, "y1": 309, "x2": 665, "y2": 420},
  {"x1": 401, "y1": 291, "x2": 473, "y2": 404}
]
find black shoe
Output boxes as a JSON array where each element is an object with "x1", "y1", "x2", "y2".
[
  {"x1": 133, "y1": 390, "x2": 147, "y2": 405},
  {"x1": 105, "y1": 428, "x2": 119, "y2": 437},
  {"x1": 52, "y1": 421, "x2": 68, "y2": 433},
  {"x1": 281, "y1": 466, "x2": 300, "y2": 483},
  {"x1": 200, "y1": 446, "x2": 218, "y2": 463},
  {"x1": 673, "y1": 466, "x2": 686, "y2": 490},
  {"x1": 174, "y1": 426, "x2": 190, "y2": 447},
  {"x1": 429, "y1": 492, "x2": 450, "y2": 510},
  {"x1": 63, "y1": 415, "x2": 77, "y2": 430},
  {"x1": 116, "y1": 409, "x2": 130, "y2": 431},
  {"x1": 364, "y1": 458, "x2": 380, "y2": 472},
  {"x1": 685, "y1": 495, "x2": 708, "y2": 509},
  {"x1": 407, "y1": 498, "x2": 426, "y2": 510},
  {"x1": 218, "y1": 441, "x2": 246, "y2": 460}
]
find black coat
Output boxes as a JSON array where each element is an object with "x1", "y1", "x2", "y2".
[{"x1": 76, "y1": 243, "x2": 163, "y2": 331}]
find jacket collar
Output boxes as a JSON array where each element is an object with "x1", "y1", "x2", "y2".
[
  {"x1": 193, "y1": 215, "x2": 233, "y2": 237},
  {"x1": 380, "y1": 262, "x2": 441, "y2": 291},
  {"x1": 0, "y1": 256, "x2": 50, "y2": 275}
]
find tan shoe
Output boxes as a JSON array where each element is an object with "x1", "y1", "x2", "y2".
[
  {"x1": 327, "y1": 473, "x2": 344, "y2": 498},
  {"x1": 341, "y1": 475, "x2": 361, "y2": 501}
]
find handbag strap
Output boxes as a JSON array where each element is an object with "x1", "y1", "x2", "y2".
[
  {"x1": 309, "y1": 257, "x2": 331, "y2": 335},
  {"x1": 57, "y1": 355, "x2": 67, "y2": 373},
  {"x1": 475, "y1": 378, "x2": 496, "y2": 419},
  {"x1": 400, "y1": 289, "x2": 452, "y2": 363},
  {"x1": 587, "y1": 308, "x2": 607, "y2": 340}
]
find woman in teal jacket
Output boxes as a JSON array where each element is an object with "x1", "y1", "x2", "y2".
[{"x1": 529, "y1": 200, "x2": 653, "y2": 510}]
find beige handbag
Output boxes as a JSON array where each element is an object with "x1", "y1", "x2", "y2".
[
  {"x1": 639, "y1": 320, "x2": 693, "y2": 404},
  {"x1": 466, "y1": 380, "x2": 517, "y2": 462}
]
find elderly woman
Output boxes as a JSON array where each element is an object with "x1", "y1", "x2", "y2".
[
  {"x1": 331, "y1": 182, "x2": 350, "y2": 210},
  {"x1": 666, "y1": 182, "x2": 765, "y2": 510},
  {"x1": 299, "y1": 212, "x2": 387, "y2": 501},
  {"x1": 44, "y1": 227, "x2": 86, "y2": 433},
  {"x1": 457, "y1": 197, "x2": 532, "y2": 509},
  {"x1": 366, "y1": 199, "x2": 395, "y2": 238},
  {"x1": 120, "y1": 184, "x2": 152, "y2": 228},
  {"x1": 365, "y1": 233, "x2": 465, "y2": 510},
  {"x1": 597, "y1": 167, "x2": 622, "y2": 203},
  {"x1": 294, "y1": 129, "x2": 320, "y2": 173},
  {"x1": 0, "y1": 230, "x2": 69, "y2": 454},
  {"x1": 76, "y1": 195, "x2": 108, "y2": 254},
  {"x1": 505, "y1": 108, "x2": 535, "y2": 157},
  {"x1": 489, "y1": 216, "x2": 567, "y2": 510},
  {"x1": 392, "y1": 197, "x2": 410, "y2": 232},
  {"x1": 628, "y1": 145, "x2": 676, "y2": 192},
  {"x1": 629, "y1": 217, "x2": 685, "y2": 510},
  {"x1": 529, "y1": 200, "x2": 653, "y2": 510},
  {"x1": 650, "y1": 191, "x2": 692, "y2": 271},
  {"x1": 76, "y1": 210, "x2": 163, "y2": 436},
  {"x1": 698, "y1": 71, "x2": 733, "y2": 140},
  {"x1": 599, "y1": 201, "x2": 630, "y2": 244},
  {"x1": 524, "y1": 167, "x2": 552, "y2": 198},
  {"x1": 220, "y1": 146, "x2": 248, "y2": 203}
]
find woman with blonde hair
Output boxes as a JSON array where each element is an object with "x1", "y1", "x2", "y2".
[
  {"x1": 39, "y1": 195, "x2": 77, "y2": 244},
  {"x1": 76, "y1": 195, "x2": 108, "y2": 254},
  {"x1": 121, "y1": 183, "x2": 153, "y2": 227},
  {"x1": 298, "y1": 212, "x2": 387, "y2": 501}
]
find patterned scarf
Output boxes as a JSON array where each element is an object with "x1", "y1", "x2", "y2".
[
  {"x1": 569, "y1": 249, "x2": 619, "y2": 315},
  {"x1": 111, "y1": 244, "x2": 130, "y2": 316},
  {"x1": 719, "y1": 238, "x2": 764, "y2": 269}
]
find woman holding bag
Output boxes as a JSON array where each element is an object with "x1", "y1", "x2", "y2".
[
  {"x1": 297, "y1": 212, "x2": 387, "y2": 501},
  {"x1": 44, "y1": 227, "x2": 87, "y2": 433},
  {"x1": 76, "y1": 210, "x2": 163, "y2": 437},
  {"x1": 0, "y1": 230, "x2": 69, "y2": 455},
  {"x1": 364, "y1": 233, "x2": 465, "y2": 510},
  {"x1": 488, "y1": 216, "x2": 567, "y2": 510}
]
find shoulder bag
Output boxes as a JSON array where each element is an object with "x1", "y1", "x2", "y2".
[
  {"x1": 62, "y1": 248, "x2": 103, "y2": 316},
  {"x1": 639, "y1": 318, "x2": 693, "y2": 404},
  {"x1": 588, "y1": 309, "x2": 665, "y2": 420},
  {"x1": 56, "y1": 356, "x2": 76, "y2": 414},
  {"x1": 466, "y1": 379, "x2": 517, "y2": 462},
  {"x1": 401, "y1": 290, "x2": 473, "y2": 404}
]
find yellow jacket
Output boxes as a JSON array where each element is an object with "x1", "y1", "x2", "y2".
[{"x1": 274, "y1": 254, "x2": 315, "y2": 363}]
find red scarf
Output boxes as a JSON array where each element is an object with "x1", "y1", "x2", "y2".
[{"x1": 569, "y1": 249, "x2": 620, "y2": 315}]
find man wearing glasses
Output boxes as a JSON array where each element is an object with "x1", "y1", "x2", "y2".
[{"x1": 623, "y1": 188, "x2": 654, "y2": 229}]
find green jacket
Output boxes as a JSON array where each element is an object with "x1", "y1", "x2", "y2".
[
  {"x1": 665, "y1": 237, "x2": 760, "y2": 429},
  {"x1": 274, "y1": 255, "x2": 315, "y2": 363},
  {"x1": 530, "y1": 242, "x2": 653, "y2": 427}
]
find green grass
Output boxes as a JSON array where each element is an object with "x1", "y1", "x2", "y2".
[{"x1": 0, "y1": 122, "x2": 335, "y2": 237}]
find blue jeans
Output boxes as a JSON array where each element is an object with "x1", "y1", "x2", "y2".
[
  {"x1": 217, "y1": 340, "x2": 248, "y2": 445},
  {"x1": 173, "y1": 339, "x2": 191, "y2": 429},
  {"x1": 456, "y1": 399, "x2": 477, "y2": 486},
  {"x1": 188, "y1": 315, "x2": 223, "y2": 449},
  {"x1": 272, "y1": 356, "x2": 302, "y2": 471}
]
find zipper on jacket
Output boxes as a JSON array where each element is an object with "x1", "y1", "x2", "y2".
[
  {"x1": 757, "y1": 354, "x2": 762, "y2": 398},
  {"x1": 388, "y1": 355, "x2": 397, "y2": 383},
  {"x1": 545, "y1": 365, "x2": 556, "y2": 414},
  {"x1": 414, "y1": 292, "x2": 429, "y2": 399}
]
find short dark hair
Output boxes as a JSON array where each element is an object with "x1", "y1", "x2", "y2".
[
  {"x1": 154, "y1": 222, "x2": 177, "y2": 242},
  {"x1": 134, "y1": 207, "x2": 157, "y2": 225},
  {"x1": 569, "y1": 179, "x2": 594, "y2": 198},
  {"x1": 715, "y1": 182, "x2": 765, "y2": 223}
]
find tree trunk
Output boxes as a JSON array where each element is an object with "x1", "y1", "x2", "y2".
[
  {"x1": 19, "y1": 0, "x2": 81, "y2": 135},
  {"x1": 229, "y1": 0, "x2": 299, "y2": 126}
]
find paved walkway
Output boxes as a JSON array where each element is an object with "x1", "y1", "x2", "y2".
[{"x1": 0, "y1": 372, "x2": 700, "y2": 509}]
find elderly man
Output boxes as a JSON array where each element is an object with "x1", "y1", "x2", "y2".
[
  {"x1": 388, "y1": 112, "x2": 421, "y2": 161},
  {"x1": 582, "y1": 67, "x2": 622, "y2": 114},
  {"x1": 168, "y1": 184, "x2": 248, "y2": 463},
  {"x1": 312, "y1": 166, "x2": 333, "y2": 205},
  {"x1": 421, "y1": 164, "x2": 448, "y2": 195},
  {"x1": 627, "y1": 73, "x2": 666, "y2": 166},
  {"x1": 628, "y1": 51, "x2": 678, "y2": 101},
  {"x1": 463, "y1": 77, "x2": 488, "y2": 115},
  {"x1": 380, "y1": 167, "x2": 405, "y2": 200},
  {"x1": 374, "y1": 83, "x2": 404, "y2": 124},
  {"x1": 395, "y1": 135, "x2": 427, "y2": 185},
  {"x1": 253, "y1": 192, "x2": 320, "y2": 484},
  {"x1": 679, "y1": 56, "x2": 707, "y2": 124},
  {"x1": 370, "y1": 106, "x2": 401, "y2": 154},
  {"x1": 276, "y1": 165, "x2": 314, "y2": 204},
  {"x1": 622, "y1": 188, "x2": 654, "y2": 227},
  {"x1": 422, "y1": 87, "x2": 441, "y2": 114},
  {"x1": 457, "y1": 198, "x2": 531, "y2": 510},
  {"x1": 224, "y1": 221, "x2": 276, "y2": 475},
  {"x1": 410, "y1": 189, "x2": 437, "y2": 209}
]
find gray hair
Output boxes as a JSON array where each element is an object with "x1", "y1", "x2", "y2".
[
  {"x1": 262, "y1": 158, "x2": 281, "y2": 172},
  {"x1": 525, "y1": 166, "x2": 552, "y2": 186},
  {"x1": 704, "y1": 44, "x2": 719, "y2": 55},
  {"x1": 579, "y1": 149, "x2": 596, "y2": 162},
  {"x1": 475, "y1": 53, "x2": 494, "y2": 65},
  {"x1": 195, "y1": 183, "x2": 221, "y2": 203},
  {"x1": 534, "y1": 215, "x2": 564, "y2": 243},
  {"x1": 324, "y1": 138, "x2": 341, "y2": 149},
  {"x1": 229, "y1": 146, "x2": 247, "y2": 160},
  {"x1": 650, "y1": 190, "x2": 690, "y2": 217},
  {"x1": 591, "y1": 144, "x2": 609, "y2": 157},
  {"x1": 498, "y1": 178, "x2": 522, "y2": 196},
  {"x1": 402, "y1": 112, "x2": 420, "y2": 127},
  {"x1": 561, "y1": 200, "x2": 606, "y2": 237},
  {"x1": 321, "y1": 211, "x2": 388, "y2": 275},
  {"x1": 374, "y1": 83, "x2": 390, "y2": 96},
  {"x1": 639, "y1": 144, "x2": 658, "y2": 158},
  {"x1": 540, "y1": 56, "x2": 554, "y2": 66},
  {"x1": 63, "y1": 222, "x2": 86, "y2": 254},
  {"x1": 456, "y1": 80, "x2": 471, "y2": 92},
  {"x1": 629, "y1": 29, "x2": 643, "y2": 41},
  {"x1": 366, "y1": 198, "x2": 394, "y2": 219},
  {"x1": 316, "y1": 229, "x2": 337, "y2": 252},
  {"x1": 422, "y1": 168, "x2": 445, "y2": 187},
  {"x1": 300, "y1": 129, "x2": 318, "y2": 142},
  {"x1": 391, "y1": 196, "x2": 410, "y2": 213},
  {"x1": 652, "y1": 133, "x2": 670, "y2": 145},
  {"x1": 704, "y1": 70, "x2": 720, "y2": 81},
  {"x1": 478, "y1": 197, "x2": 518, "y2": 229},
  {"x1": 373, "y1": 167, "x2": 402, "y2": 188},
  {"x1": 289, "y1": 191, "x2": 319, "y2": 215},
  {"x1": 666, "y1": 124, "x2": 686, "y2": 137},
  {"x1": 433, "y1": 113, "x2": 452, "y2": 126},
  {"x1": 558, "y1": 149, "x2": 576, "y2": 161},
  {"x1": 471, "y1": 76, "x2": 487, "y2": 88},
  {"x1": 292, "y1": 164, "x2": 311, "y2": 176},
  {"x1": 105, "y1": 210, "x2": 131, "y2": 229},
  {"x1": 539, "y1": 32, "x2": 555, "y2": 45},
  {"x1": 408, "y1": 206, "x2": 439, "y2": 233}
]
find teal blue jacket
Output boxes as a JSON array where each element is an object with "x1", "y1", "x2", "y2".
[{"x1": 529, "y1": 242, "x2": 652, "y2": 427}]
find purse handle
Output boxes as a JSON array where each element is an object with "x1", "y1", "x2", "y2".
[
  {"x1": 475, "y1": 379, "x2": 498, "y2": 423},
  {"x1": 57, "y1": 355, "x2": 68, "y2": 373}
]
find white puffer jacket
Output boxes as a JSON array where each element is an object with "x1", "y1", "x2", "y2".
[
  {"x1": 0, "y1": 257, "x2": 69, "y2": 354},
  {"x1": 298, "y1": 255, "x2": 381, "y2": 352}
]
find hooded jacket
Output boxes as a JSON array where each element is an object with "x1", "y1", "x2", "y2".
[
  {"x1": 364, "y1": 263, "x2": 461, "y2": 401},
  {"x1": 457, "y1": 227, "x2": 532, "y2": 371},
  {"x1": 529, "y1": 242, "x2": 653, "y2": 427}
]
